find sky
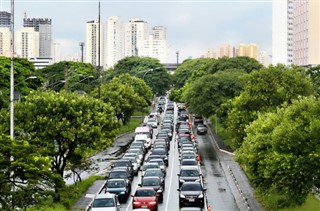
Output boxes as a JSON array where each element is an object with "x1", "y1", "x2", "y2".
[{"x1": 1, "y1": 0, "x2": 272, "y2": 63}]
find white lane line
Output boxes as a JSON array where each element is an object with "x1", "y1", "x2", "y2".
[{"x1": 165, "y1": 121, "x2": 177, "y2": 210}]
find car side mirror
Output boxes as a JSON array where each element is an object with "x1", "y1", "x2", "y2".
[
  {"x1": 203, "y1": 188, "x2": 207, "y2": 192},
  {"x1": 138, "y1": 184, "x2": 142, "y2": 187},
  {"x1": 177, "y1": 188, "x2": 180, "y2": 191},
  {"x1": 177, "y1": 174, "x2": 180, "y2": 176}
]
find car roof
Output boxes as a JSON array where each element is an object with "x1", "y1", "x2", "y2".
[
  {"x1": 94, "y1": 193, "x2": 116, "y2": 199},
  {"x1": 180, "y1": 166, "x2": 199, "y2": 170}
]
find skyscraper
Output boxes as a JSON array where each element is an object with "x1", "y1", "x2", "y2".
[
  {"x1": 106, "y1": 16, "x2": 124, "y2": 67},
  {"x1": 272, "y1": 0, "x2": 319, "y2": 66},
  {"x1": 23, "y1": 17, "x2": 52, "y2": 58},
  {"x1": 124, "y1": 18, "x2": 149, "y2": 57},
  {"x1": 16, "y1": 27, "x2": 39, "y2": 58},
  {"x1": 0, "y1": 11, "x2": 11, "y2": 27},
  {"x1": 292, "y1": 0, "x2": 320, "y2": 66},
  {"x1": 0, "y1": 27, "x2": 11, "y2": 56},
  {"x1": 86, "y1": 19, "x2": 105, "y2": 68}
]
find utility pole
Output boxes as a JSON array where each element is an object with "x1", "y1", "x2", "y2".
[
  {"x1": 176, "y1": 51, "x2": 179, "y2": 67},
  {"x1": 79, "y1": 42, "x2": 84, "y2": 63},
  {"x1": 97, "y1": 0, "x2": 101, "y2": 99},
  {"x1": 10, "y1": 0, "x2": 15, "y2": 139}
]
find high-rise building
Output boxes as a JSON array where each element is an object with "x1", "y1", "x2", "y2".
[
  {"x1": 219, "y1": 44, "x2": 235, "y2": 58},
  {"x1": 259, "y1": 51, "x2": 271, "y2": 67},
  {"x1": 237, "y1": 44, "x2": 247, "y2": 57},
  {"x1": 52, "y1": 42, "x2": 61, "y2": 63},
  {"x1": 124, "y1": 18, "x2": 149, "y2": 57},
  {"x1": 106, "y1": 16, "x2": 124, "y2": 67},
  {"x1": 139, "y1": 26, "x2": 168, "y2": 63},
  {"x1": 0, "y1": 27, "x2": 11, "y2": 56},
  {"x1": 16, "y1": 27, "x2": 39, "y2": 58},
  {"x1": 292, "y1": 0, "x2": 320, "y2": 66},
  {"x1": 272, "y1": 0, "x2": 293, "y2": 65},
  {"x1": 273, "y1": 0, "x2": 319, "y2": 66},
  {"x1": 86, "y1": 19, "x2": 105, "y2": 68},
  {"x1": 0, "y1": 11, "x2": 11, "y2": 27},
  {"x1": 237, "y1": 43, "x2": 258, "y2": 60},
  {"x1": 23, "y1": 17, "x2": 52, "y2": 58}
]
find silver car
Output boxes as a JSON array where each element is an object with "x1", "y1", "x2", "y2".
[{"x1": 90, "y1": 193, "x2": 120, "y2": 211}]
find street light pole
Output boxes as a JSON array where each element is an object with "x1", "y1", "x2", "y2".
[{"x1": 10, "y1": 0, "x2": 15, "y2": 139}]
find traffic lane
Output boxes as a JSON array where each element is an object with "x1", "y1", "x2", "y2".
[{"x1": 196, "y1": 133, "x2": 239, "y2": 211}]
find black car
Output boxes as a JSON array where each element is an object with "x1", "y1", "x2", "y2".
[
  {"x1": 150, "y1": 148, "x2": 169, "y2": 166},
  {"x1": 111, "y1": 160, "x2": 134, "y2": 177},
  {"x1": 105, "y1": 178, "x2": 131, "y2": 201},
  {"x1": 178, "y1": 166, "x2": 201, "y2": 187},
  {"x1": 139, "y1": 176, "x2": 164, "y2": 201},
  {"x1": 193, "y1": 116, "x2": 204, "y2": 125},
  {"x1": 107, "y1": 169, "x2": 132, "y2": 186},
  {"x1": 142, "y1": 168, "x2": 166, "y2": 188},
  {"x1": 177, "y1": 181, "x2": 206, "y2": 208}
]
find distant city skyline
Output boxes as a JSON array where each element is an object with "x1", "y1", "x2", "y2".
[{"x1": 0, "y1": 0, "x2": 272, "y2": 63}]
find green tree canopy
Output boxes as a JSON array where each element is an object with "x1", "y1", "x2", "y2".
[
  {"x1": 0, "y1": 56, "x2": 41, "y2": 109},
  {"x1": 226, "y1": 65, "x2": 315, "y2": 149},
  {"x1": 109, "y1": 56, "x2": 171, "y2": 96},
  {"x1": 182, "y1": 70, "x2": 247, "y2": 117},
  {"x1": 306, "y1": 65, "x2": 320, "y2": 96},
  {"x1": 236, "y1": 96, "x2": 320, "y2": 209},
  {"x1": 0, "y1": 90, "x2": 119, "y2": 200},
  {"x1": 37, "y1": 61, "x2": 98, "y2": 93}
]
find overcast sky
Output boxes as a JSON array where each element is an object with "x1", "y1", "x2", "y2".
[{"x1": 1, "y1": 0, "x2": 272, "y2": 63}]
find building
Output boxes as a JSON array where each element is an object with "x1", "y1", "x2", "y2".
[
  {"x1": 237, "y1": 43, "x2": 258, "y2": 60},
  {"x1": 86, "y1": 19, "x2": 105, "y2": 68},
  {"x1": 52, "y1": 42, "x2": 61, "y2": 63},
  {"x1": 140, "y1": 26, "x2": 168, "y2": 63},
  {"x1": 23, "y1": 16, "x2": 52, "y2": 58},
  {"x1": 259, "y1": 51, "x2": 271, "y2": 67},
  {"x1": 0, "y1": 11, "x2": 11, "y2": 27},
  {"x1": 106, "y1": 16, "x2": 124, "y2": 67},
  {"x1": 292, "y1": 0, "x2": 320, "y2": 66},
  {"x1": 28, "y1": 57, "x2": 53, "y2": 69},
  {"x1": 272, "y1": 0, "x2": 320, "y2": 66},
  {"x1": 124, "y1": 18, "x2": 149, "y2": 57},
  {"x1": 218, "y1": 44, "x2": 235, "y2": 58},
  {"x1": 0, "y1": 27, "x2": 11, "y2": 56},
  {"x1": 272, "y1": 0, "x2": 293, "y2": 65},
  {"x1": 237, "y1": 44, "x2": 247, "y2": 57},
  {"x1": 16, "y1": 27, "x2": 39, "y2": 58}
]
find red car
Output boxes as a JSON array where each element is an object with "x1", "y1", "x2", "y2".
[{"x1": 132, "y1": 187, "x2": 159, "y2": 210}]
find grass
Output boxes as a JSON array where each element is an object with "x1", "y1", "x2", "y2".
[
  {"x1": 279, "y1": 195, "x2": 320, "y2": 211},
  {"x1": 118, "y1": 118, "x2": 142, "y2": 134},
  {"x1": 27, "y1": 175, "x2": 105, "y2": 211}
]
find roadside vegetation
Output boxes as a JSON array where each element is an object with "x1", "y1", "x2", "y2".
[
  {"x1": 0, "y1": 56, "x2": 171, "y2": 210},
  {"x1": 170, "y1": 57, "x2": 320, "y2": 210}
]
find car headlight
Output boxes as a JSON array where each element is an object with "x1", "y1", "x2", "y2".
[
  {"x1": 120, "y1": 191, "x2": 126, "y2": 194},
  {"x1": 198, "y1": 193, "x2": 204, "y2": 198},
  {"x1": 180, "y1": 193, "x2": 186, "y2": 198},
  {"x1": 179, "y1": 179, "x2": 185, "y2": 183},
  {"x1": 133, "y1": 201, "x2": 140, "y2": 204},
  {"x1": 149, "y1": 201, "x2": 157, "y2": 204},
  {"x1": 157, "y1": 189, "x2": 163, "y2": 193}
]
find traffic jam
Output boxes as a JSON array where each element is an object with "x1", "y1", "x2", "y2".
[{"x1": 90, "y1": 97, "x2": 209, "y2": 211}]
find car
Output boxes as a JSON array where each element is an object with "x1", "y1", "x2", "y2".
[
  {"x1": 139, "y1": 176, "x2": 164, "y2": 201},
  {"x1": 131, "y1": 187, "x2": 159, "y2": 211},
  {"x1": 193, "y1": 116, "x2": 204, "y2": 125},
  {"x1": 149, "y1": 158, "x2": 166, "y2": 174},
  {"x1": 107, "y1": 169, "x2": 132, "y2": 186},
  {"x1": 196, "y1": 124, "x2": 208, "y2": 135},
  {"x1": 105, "y1": 179, "x2": 131, "y2": 202},
  {"x1": 121, "y1": 157, "x2": 139, "y2": 175},
  {"x1": 150, "y1": 148, "x2": 169, "y2": 166},
  {"x1": 177, "y1": 182, "x2": 206, "y2": 208},
  {"x1": 90, "y1": 193, "x2": 120, "y2": 211},
  {"x1": 141, "y1": 162, "x2": 161, "y2": 177},
  {"x1": 180, "y1": 207, "x2": 203, "y2": 211},
  {"x1": 111, "y1": 160, "x2": 134, "y2": 177},
  {"x1": 147, "y1": 118, "x2": 158, "y2": 128},
  {"x1": 142, "y1": 168, "x2": 165, "y2": 188},
  {"x1": 180, "y1": 159, "x2": 199, "y2": 169},
  {"x1": 178, "y1": 166, "x2": 202, "y2": 187}
]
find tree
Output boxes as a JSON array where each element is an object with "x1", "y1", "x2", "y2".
[
  {"x1": 0, "y1": 134, "x2": 55, "y2": 210},
  {"x1": 182, "y1": 70, "x2": 247, "y2": 117},
  {"x1": 0, "y1": 56, "x2": 41, "y2": 109},
  {"x1": 37, "y1": 61, "x2": 98, "y2": 93},
  {"x1": 0, "y1": 90, "x2": 119, "y2": 201},
  {"x1": 306, "y1": 65, "x2": 320, "y2": 96},
  {"x1": 110, "y1": 56, "x2": 171, "y2": 96},
  {"x1": 91, "y1": 76, "x2": 147, "y2": 124},
  {"x1": 226, "y1": 65, "x2": 315, "y2": 149},
  {"x1": 236, "y1": 96, "x2": 320, "y2": 209}
]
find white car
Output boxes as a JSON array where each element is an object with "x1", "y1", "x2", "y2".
[
  {"x1": 90, "y1": 193, "x2": 120, "y2": 211},
  {"x1": 147, "y1": 118, "x2": 158, "y2": 128}
]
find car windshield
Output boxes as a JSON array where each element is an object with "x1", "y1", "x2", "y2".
[
  {"x1": 92, "y1": 198, "x2": 115, "y2": 207},
  {"x1": 182, "y1": 160, "x2": 197, "y2": 166},
  {"x1": 143, "y1": 164, "x2": 159, "y2": 171},
  {"x1": 142, "y1": 178, "x2": 160, "y2": 186},
  {"x1": 109, "y1": 171, "x2": 127, "y2": 179},
  {"x1": 107, "y1": 180, "x2": 125, "y2": 188},
  {"x1": 114, "y1": 162, "x2": 127, "y2": 167},
  {"x1": 152, "y1": 150, "x2": 166, "y2": 155},
  {"x1": 181, "y1": 183, "x2": 202, "y2": 191},
  {"x1": 180, "y1": 169, "x2": 199, "y2": 177},
  {"x1": 145, "y1": 171, "x2": 161, "y2": 177},
  {"x1": 135, "y1": 189, "x2": 156, "y2": 197}
]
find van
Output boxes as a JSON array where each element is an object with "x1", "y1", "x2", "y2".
[
  {"x1": 135, "y1": 126, "x2": 152, "y2": 141},
  {"x1": 134, "y1": 134, "x2": 151, "y2": 149}
]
